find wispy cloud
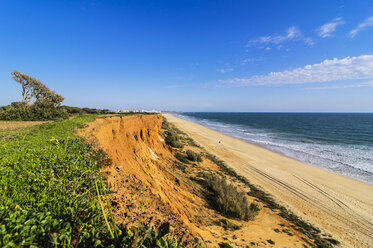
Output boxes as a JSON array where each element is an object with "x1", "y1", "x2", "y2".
[
  {"x1": 217, "y1": 68, "x2": 233, "y2": 74},
  {"x1": 304, "y1": 37, "x2": 315, "y2": 46},
  {"x1": 248, "y1": 26, "x2": 313, "y2": 48},
  {"x1": 350, "y1": 16, "x2": 373, "y2": 37},
  {"x1": 248, "y1": 26, "x2": 300, "y2": 45},
  {"x1": 317, "y1": 17, "x2": 345, "y2": 38},
  {"x1": 214, "y1": 55, "x2": 373, "y2": 87},
  {"x1": 242, "y1": 57, "x2": 264, "y2": 64}
]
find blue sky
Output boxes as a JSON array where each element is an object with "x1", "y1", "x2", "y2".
[{"x1": 1, "y1": 0, "x2": 373, "y2": 112}]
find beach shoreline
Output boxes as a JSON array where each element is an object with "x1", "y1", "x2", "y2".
[
  {"x1": 172, "y1": 113, "x2": 373, "y2": 185},
  {"x1": 164, "y1": 113, "x2": 373, "y2": 248}
]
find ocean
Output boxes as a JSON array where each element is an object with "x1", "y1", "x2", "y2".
[{"x1": 175, "y1": 112, "x2": 373, "y2": 184}]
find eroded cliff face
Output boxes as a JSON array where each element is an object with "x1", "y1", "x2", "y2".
[
  {"x1": 78, "y1": 115, "x2": 204, "y2": 240},
  {"x1": 92, "y1": 114, "x2": 168, "y2": 182}
]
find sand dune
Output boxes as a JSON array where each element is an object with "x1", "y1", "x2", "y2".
[{"x1": 164, "y1": 114, "x2": 373, "y2": 248}]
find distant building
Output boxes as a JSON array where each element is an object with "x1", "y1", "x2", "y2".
[{"x1": 114, "y1": 109, "x2": 161, "y2": 114}]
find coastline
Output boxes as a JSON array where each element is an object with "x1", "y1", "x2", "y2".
[
  {"x1": 173, "y1": 113, "x2": 373, "y2": 185},
  {"x1": 164, "y1": 113, "x2": 373, "y2": 248}
]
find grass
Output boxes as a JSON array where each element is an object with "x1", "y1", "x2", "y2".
[
  {"x1": 0, "y1": 115, "x2": 201, "y2": 247},
  {"x1": 203, "y1": 173, "x2": 259, "y2": 221}
]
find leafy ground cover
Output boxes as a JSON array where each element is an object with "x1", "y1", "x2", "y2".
[{"x1": 0, "y1": 115, "x2": 197, "y2": 247}]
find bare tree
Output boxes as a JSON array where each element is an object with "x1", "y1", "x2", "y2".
[{"x1": 11, "y1": 71, "x2": 64, "y2": 107}]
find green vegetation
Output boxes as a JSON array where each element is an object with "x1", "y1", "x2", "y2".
[
  {"x1": 203, "y1": 173, "x2": 260, "y2": 221},
  {"x1": 0, "y1": 71, "x2": 115, "y2": 121},
  {"x1": 218, "y1": 219, "x2": 241, "y2": 231},
  {"x1": 0, "y1": 103, "x2": 69, "y2": 121},
  {"x1": 161, "y1": 118, "x2": 200, "y2": 148},
  {"x1": 165, "y1": 132, "x2": 183, "y2": 148},
  {"x1": 282, "y1": 228, "x2": 293, "y2": 236},
  {"x1": 218, "y1": 242, "x2": 233, "y2": 248},
  {"x1": 186, "y1": 150, "x2": 202, "y2": 162},
  {"x1": 175, "y1": 152, "x2": 189, "y2": 163},
  {"x1": 0, "y1": 104, "x2": 115, "y2": 121},
  {"x1": 11, "y1": 71, "x2": 64, "y2": 107},
  {"x1": 60, "y1": 106, "x2": 113, "y2": 115},
  {"x1": 267, "y1": 239, "x2": 275, "y2": 245},
  {"x1": 0, "y1": 71, "x2": 68, "y2": 121},
  {"x1": 0, "y1": 115, "x2": 200, "y2": 247}
]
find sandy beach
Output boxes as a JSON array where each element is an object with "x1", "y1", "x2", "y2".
[{"x1": 164, "y1": 113, "x2": 373, "y2": 248}]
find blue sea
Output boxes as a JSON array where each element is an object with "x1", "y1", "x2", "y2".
[{"x1": 175, "y1": 113, "x2": 373, "y2": 184}]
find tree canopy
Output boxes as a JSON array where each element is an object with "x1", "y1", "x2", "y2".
[{"x1": 11, "y1": 71, "x2": 64, "y2": 107}]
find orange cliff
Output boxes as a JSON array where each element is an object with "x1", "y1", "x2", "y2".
[{"x1": 78, "y1": 114, "x2": 207, "y2": 239}]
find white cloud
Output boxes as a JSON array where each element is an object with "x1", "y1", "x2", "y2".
[
  {"x1": 215, "y1": 55, "x2": 373, "y2": 87},
  {"x1": 305, "y1": 81, "x2": 373, "y2": 90},
  {"x1": 248, "y1": 26, "x2": 314, "y2": 48},
  {"x1": 317, "y1": 17, "x2": 345, "y2": 38},
  {"x1": 350, "y1": 16, "x2": 373, "y2": 37},
  {"x1": 248, "y1": 26, "x2": 301, "y2": 46},
  {"x1": 217, "y1": 68, "x2": 233, "y2": 74},
  {"x1": 304, "y1": 37, "x2": 315, "y2": 46}
]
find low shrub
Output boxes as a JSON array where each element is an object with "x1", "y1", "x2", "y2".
[
  {"x1": 0, "y1": 105, "x2": 11, "y2": 111},
  {"x1": 0, "y1": 104, "x2": 69, "y2": 121},
  {"x1": 165, "y1": 132, "x2": 183, "y2": 148},
  {"x1": 267, "y1": 239, "x2": 275, "y2": 245},
  {"x1": 186, "y1": 150, "x2": 202, "y2": 162},
  {"x1": 175, "y1": 152, "x2": 189, "y2": 163},
  {"x1": 219, "y1": 242, "x2": 233, "y2": 248},
  {"x1": 218, "y1": 219, "x2": 241, "y2": 231},
  {"x1": 204, "y1": 173, "x2": 259, "y2": 221}
]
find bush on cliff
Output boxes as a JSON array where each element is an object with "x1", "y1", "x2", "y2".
[
  {"x1": 175, "y1": 152, "x2": 189, "y2": 163},
  {"x1": 204, "y1": 173, "x2": 259, "y2": 221},
  {"x1": 165, "y1": 132, "x2": 183, "y2": 148},
  {"x1": 186, "y1": 150, "x2": 202, "y2": 162}
]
